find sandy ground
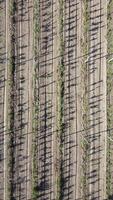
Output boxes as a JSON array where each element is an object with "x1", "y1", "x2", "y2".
[
  {"x1": 62, "y1": 1, "x2": 82, "y2": 199},
  {"x1": 88, "y1": 0, "x2": 107, "y2": 199},
  {"x1": 37, "y1": 0, "x2": 56, "y2": 199},
  {"x1": 4, "y1": 0, "x2": 10, "y2": 199},
  {"x1": 5, "y1": 0, "x2": 33, "y2": 199},
  {"x1": 52, "y1": 0, "x2": 60, "y2": 199},
  {"x1": 107, "y1": 1, "x2": 113, "y2": 198},
  {"x1": 0, "y1": 0, "x2": 7, "y2": 199},
  {"x1": 1, "y1": 0, "x2": 108, "y2": 199}
]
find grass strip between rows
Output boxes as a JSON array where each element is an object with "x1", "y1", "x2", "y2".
[
  {"x1": 80, "y1": 1, "x2": 90, "y2": 199},
  {"x1": 32, "y1": 0, "x2": 40, "y2": 199},
  {"x1": 56, "y1": 0, "x2": 64, "y2": 199},
  {"x1": 7, "y1": 0, "x2": 16, "y2": 199}
]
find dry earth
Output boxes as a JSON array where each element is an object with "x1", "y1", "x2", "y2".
[{"x1": 0, "y1": 0, "x2": 110, "y2": 200}]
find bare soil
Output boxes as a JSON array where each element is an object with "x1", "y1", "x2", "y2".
[{"x1": 1, "y1": 0, "x2": 108, "y2": 200}]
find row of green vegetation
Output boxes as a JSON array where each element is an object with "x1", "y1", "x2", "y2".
[
  {"x1": 32, "y1": 0, "x2": 40, "y2": 199},
  {"x1": 7, "y1": 0, "x2": 16, "y2": 199},
  {"x1": 106, "y1": 0, "x2": 113, "y2": 198},
  {"x1": 80, "y1": 1, "x2": 90, "y2": 199},
  {"x1": 56, "y1": 0, "x2": 64, "y2": 199}
]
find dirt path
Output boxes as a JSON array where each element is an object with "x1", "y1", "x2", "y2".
[
  {"x1": 27, "y1": 0, "x2": 33, "y2": 199},
  {"x1": 99, "y1": 1, "x2": 107, "y2": 199},
  {"x1": 3, "y1": 0, "x2": 9, "y2": 199},
  {"x1": 37, "y1": 0, "x2": 55, "y2": 199},
  {"x1": 0, "y1": 0, "x2": 7, "y2": 199},
  {"x1": 10, "y1": 0, "x2": 33, "y2": 199},
  {"x1": 62, "y1": 1, "x2": 82, "y2": 199},
  {"x1": 88, "y1": 0, "x2": 107, "y2": 199},
  {"x1": 52, "y1": 0, "x2": 60, "y2": 199}
]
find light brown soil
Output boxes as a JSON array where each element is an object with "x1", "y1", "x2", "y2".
[
  {"x1": 1, "y1": 0, "x2": 108, "y2": 200},
  {"x1": 4, "y1": 0, "x2": 33, "y2": 199},
  {"x1": 13, "y1": 0, "x2": 33, "y2": 199},
  {"x1": 88, "y1": 1, "x2": 107, "y2": 199},
  {"x1": 0, "y1": 1, "x2": 7, "y2": 199}
]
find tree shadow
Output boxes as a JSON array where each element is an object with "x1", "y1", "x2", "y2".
[{"x1": 108, "y1": 195, "x2": 113, "y2": 200}]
